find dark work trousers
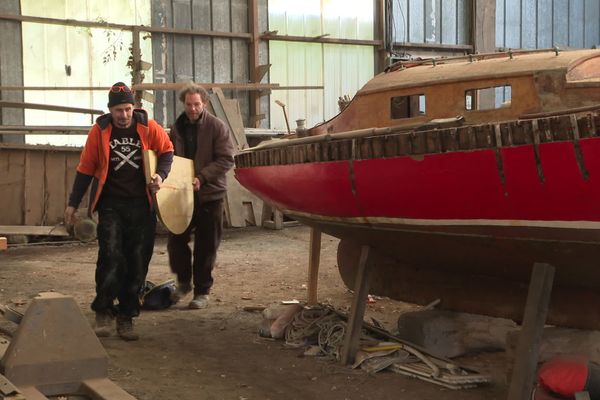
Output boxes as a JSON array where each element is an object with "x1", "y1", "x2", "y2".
[
  {"x1": 92, "y1": 196, "x2": 156, "y2": 318},
  {"x1": 167, "y1": 199, "x2": 224, "y2": 296}
]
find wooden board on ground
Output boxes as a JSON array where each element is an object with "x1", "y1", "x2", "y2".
[
  {"x1": 225, "y1": 170, "x2": 263, "y2": 228},
  {"x1": 143, "y1": 150, "x2": 194, "y2": 235},
  {"x1": 0, "y1": 225, "x2": 69, "y2": 236}
]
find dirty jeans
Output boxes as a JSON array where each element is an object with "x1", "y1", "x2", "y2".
[
  {"x1": 167, "y1": 199, "x2": 223, "y2": 296},
  {"x1": 92, "y1": 196, "x2": 156, "y2": 318}
]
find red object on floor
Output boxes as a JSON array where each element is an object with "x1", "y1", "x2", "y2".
[{"x1": 538, "y1": 356, "x2": 588, "y2": 397}]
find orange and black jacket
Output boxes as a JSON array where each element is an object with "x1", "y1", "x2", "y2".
[{"x1": 68, "y1": 110, "x2": 174, "y2": 213}]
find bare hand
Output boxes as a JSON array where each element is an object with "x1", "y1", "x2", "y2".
[
  {"x1": 64, "y1": 206, "x2": 77, "y2": 226},
  {"x1": 148, "y1": 174, "x2": 163, "y2": 194},
  {"x1": 192, "y1": 177, "x2": 201, "y2": 192}
]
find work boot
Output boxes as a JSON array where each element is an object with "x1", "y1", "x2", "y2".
[
  {"x1": 170, "y1": 282, "x2": 192, "y2": 304},
  {"x1": 116, "y1": 316, "x2": 139, "y2": 341},
  {"x1": 94, "y1": 313, "x2": 112, "y2": 337},
  {"x1": 189, "y1": 294, "x2": 209, "y2": 309}
]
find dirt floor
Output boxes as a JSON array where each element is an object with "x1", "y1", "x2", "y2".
[{"x1": 0, "y1": 225, "x2": 509, "y2": 399}]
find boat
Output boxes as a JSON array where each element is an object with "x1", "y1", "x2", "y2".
[{"x1": 234, "y1": 48, "x2": 600, "y2": 330}]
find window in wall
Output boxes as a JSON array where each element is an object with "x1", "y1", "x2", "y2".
[
  {"x1": 465, "y1": 85, "x2": 512, "y2": 111},
  {"x1": 390, "y1": 94, "x2": 426, "y2": 119}
]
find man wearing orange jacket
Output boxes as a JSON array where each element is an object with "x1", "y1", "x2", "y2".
[{"x1": 64, "y1": 82, "x2": 173, "y2": 341}]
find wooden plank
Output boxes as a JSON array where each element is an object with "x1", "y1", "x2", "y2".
[
  {"x1": 65, "y1": 151, "x2": 89, "y2": 214},
  {"x1": 44, "y1": 152, "x2": 68, "y2": 226},
  {"x1": 143, "y1": 150, "x2": 195, "y2": 234},
  {"x1": 80, "y1": 378, "x2": 137, "y2": 400},
  {"x1": 209, "y1": 88, "x2": 248, "y2": 150},
  {"x1": 307, "y1": 228, "x2": 322, "y2": 305},
  {"x1": 224, "y1": 170, "x2": 248, "y2": 227},
  {"x1": 0, "y1": 225, "x2": 69, "y2": 236},
  {"x1": 341, "y1": 245, "x2": 373, "y2": 365},
  {"x1": 507, "y1": 263, "x2": 555, "y2": 400},
  {"x1": 223, "y1": 99, "x2": 249, "y2": 150},
  {"x1": 261, "y1": 201, "x2": 283, "y2": 229},
  {"x1": 0, "y1": 149, "x2": 25, "y2": 225},
  {"x1": 23, "y1": 150, "x2": 45, "y2": 226}
]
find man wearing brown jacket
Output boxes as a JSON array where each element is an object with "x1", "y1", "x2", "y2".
[{"x1": 168, "y1": 84, "x2": 235, "y2": 309}]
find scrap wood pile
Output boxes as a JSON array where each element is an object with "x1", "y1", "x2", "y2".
[{"x1": 259, "y1": 303, "x2": 491, "y2": 390}]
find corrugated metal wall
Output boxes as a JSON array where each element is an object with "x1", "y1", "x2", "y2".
[
  {"x1": 0, "y1": 0, "x2": 24, "y2": 144},
  {"x1": 496, "y1": 0, "x2": 600, "y2": 49},
  {"x1": 268, "y1": 0, "x2": 375, "y2": 130},
  {"x1": 20, "y1": 0, "x2": 152, "y2": 146},
  {"x1": 151, "y1": 0, "x2": 269, "y2": 128},
  {"x1": 390, "y1": 0, "x2": 471, "y2": 45}
]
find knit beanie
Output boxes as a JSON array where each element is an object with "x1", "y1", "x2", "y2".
[{"x1": 107, "y1": 82, "x2": 135, "y2": 108}]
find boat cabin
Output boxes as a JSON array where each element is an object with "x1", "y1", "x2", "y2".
[{"x1": 308, "y1": 48, "x2": 600, "y2": 135}]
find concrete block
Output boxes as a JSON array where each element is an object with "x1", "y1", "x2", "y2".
[
  {"x1": 1, "y1": 292, "x2": 109, "y2": 396},
  {"x1": 397, "y1": 309, "x2": 518, "y2": 358}
]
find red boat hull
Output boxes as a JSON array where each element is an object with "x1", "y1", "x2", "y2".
[{"x1": 235, "y1": 138, "x2": 600, "y2": 329}]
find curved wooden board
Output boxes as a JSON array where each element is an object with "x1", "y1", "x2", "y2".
[{"x1": 143, "y1": 150, "x2": 194, "y2": 234}]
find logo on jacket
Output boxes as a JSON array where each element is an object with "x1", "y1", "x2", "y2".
[{"x1": 110, "y1": 138, "x2": 142, "y2": 171}]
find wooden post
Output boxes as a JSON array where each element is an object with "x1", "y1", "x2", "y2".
[
  {"x1": 248, "y1": 0, "x2": 261, "y2": 128},
  {"x1": 261, "y1": 203, "x2": 283, "y2": 230},
  {"x1": 131, "y1": 26, "x2": 143, "y2": 108},
  {"x1": 307, "y1": 228, "x2": 322, "y2": 305},
  {"x1": 341, "y1": 245, "x2": 373, "y2": 365},
  {"x1": 374, "y1": 0, "x2": 387, "y2": 73},
  {"x1": 507, "y1": 262, "x2": 555, "y2": 400}
]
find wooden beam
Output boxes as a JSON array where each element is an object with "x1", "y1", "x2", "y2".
[
  {"x1": 0, "y1": 84, "x2": 322, "y2": 92},
  {"x1": 0, "y1": 13, "x2": 252, "y2": 40},
  {"x1": 341, "y1": 245, "x2": 373, "y2": 365},
  {"x1": 131, "y1": 26, "x2": 143, "y2": 108},
  {"x1": 0, "y1": 125, "x2": 89, "y2": 132},
  {"x1": 391, "y1": 41, "x2": 474, "y2": 52},
  {"x1": 254, "y1": 64, "x2": 271, "y2": 83},
  {"x1": 473, "y1": 0, "x2": 496, "y2": 53},
  {"x1": 0, "y1": 86, "x2": 111, "y2": 91},
  {"x1": 0, "y1": 101, "x2": 103, "y2": 115},
  {"x1": 375, "y1": 0, "x2": 387, "y2": 73},
  {"x1": 274, "y1": 86, "x2": 323, "y2": 90},
  {"x1": 144, "y1": 25, "x2": 251, "y2": 40},
  {"x1": 507, "y1": 263, "x2": 555, "y2": 400},
  {"x1": 248, "y1": 0, "x2": 261, "y2": 128},
  {"x1": 0, "y1": 225, "x2": 69, "y2": 237},
  {"x1": 261, "y1": 33, "x2": 382, "y2": 47},
  {"x1": 307, "y1": 228, "x2": 322, "y2": 305},
  {"x1": 132, "y1": 82, "x2": 279, "y2": 91}
]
